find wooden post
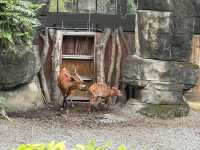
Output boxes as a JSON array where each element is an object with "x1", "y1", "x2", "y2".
[
  {"x1": 119, "y1": 27, "x2": 132, "y2": 55},
  {"x1": 38, "y1": 29, "x2": 51, "y2": 104},
  {"x1": 191, "y1": 35, "x2": 200, "y2": 66},
  {"x1": 51, "y1": 30, "x2": 63, "y2": 104},
  {"x1": 112, "y1": 29, "x2": 123, "y2": 104},
  {"x1": 96, "y1": 28, "x2": 111, "y2": 83},
  {"x1": 107, "y1": 30, "x2": 116, "y2": 85},
  {"x1": 115, "y1": 29, "x2": 122, "y2": 88}
]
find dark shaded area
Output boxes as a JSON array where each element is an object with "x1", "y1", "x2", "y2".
[{"x1": 44, "y1": 13, "x2": 135, "y2": 31}]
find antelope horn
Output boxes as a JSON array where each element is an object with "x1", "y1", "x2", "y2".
[{"x1": 75, "y1": 71, "x2": 83, "y2": 81}]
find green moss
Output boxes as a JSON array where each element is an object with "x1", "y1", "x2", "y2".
[{"x1": 139, "y1": 102, "x2": 190, "y2": 119}]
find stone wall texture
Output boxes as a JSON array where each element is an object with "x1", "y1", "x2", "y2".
[
  {"x1": 123, "y1": 0, "x2": 199, "y2": 118},
  {"x1": 0, "y1": 47, "x2": 40, "y2": 90}
]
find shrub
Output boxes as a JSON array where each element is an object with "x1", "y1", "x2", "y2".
[
  {"x1": 12, "y1": 140, "x2": 130, "y2": 150},
  {"x1": 0, "y1": 0, "x2": 42, "y2": 49},
  {"x1": 12, "y1": 141, "x2": 66, "y2": 150}
]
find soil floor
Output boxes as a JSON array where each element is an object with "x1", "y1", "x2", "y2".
[{"x1": 1, "y1": 103, "x2": 200, "y2": 150}]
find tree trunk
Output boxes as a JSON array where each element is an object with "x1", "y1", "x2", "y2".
[
  {"x1": 38, "y1": 29, "x2": 51, "y2": 104},
  {"x1": 119, "y1": 27, "x2": 132, "y2": 55},
  {"x1": 107, "y1": 30, "x2": 116, "y2": 85},
  {"x1": 96, "y1": 28, "x2": 111, "y2": 83},
  {"x1": 111, "y1": 29, "x2": 123, "y2": 105},
  {"x1": 115, "y1": 29, "x2": 122, "y2": 88},
  {"x1": 51, "y1": 30, "x2": 63, "y2": 104}
]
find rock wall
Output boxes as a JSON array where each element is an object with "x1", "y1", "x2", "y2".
[
  {"x1": 0, "y1": 46, "x2": 44, "y2": 112},
  {"x1": 0, "y1": 78, "x2": 44, "y2": 113},
  {"x1": 123, "y1": 0, "x2": 199, "y2": 118},
  {"x1": 0, "y1": 47, "x2": 40, "y2": 90}
]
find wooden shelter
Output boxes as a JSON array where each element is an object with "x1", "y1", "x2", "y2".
[{"x1": 37, "y1": 0, "x2": 136, "y2": 104}]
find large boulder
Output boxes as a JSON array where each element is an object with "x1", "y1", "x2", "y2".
[
  {"x1": 122, "y1": 99, "x2": 190, "y2": 119},
  {"x1": 194, "y1": 17, "x2": 200, "y2": 34},
  {"x1": 123, "y1": 55, "x2": 199, "y2": 86},
  {"x1": 193, "y1": 0, "x2": 200, "y2": 17},
  {"x1": 0, "y1": 78, "x2": 44, "y2": 113},
  {"x1": 135, "y1": 10, "x2": 194, "y2": 61},
  {"x1": 0, "y1": 46, "x2": 40, "y2": 90},
  {"x1": 123, "y1": 55, "x2": 199, "y2": 104},
  {"x1": 137, "y1": 0, "x2": 196, "y2": 17},
  {"x1": 137, "y1": 0, "x2": 174, "y2": 11}
]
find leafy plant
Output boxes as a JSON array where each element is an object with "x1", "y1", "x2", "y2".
[
  {"x1": 72, "y1": 139, "x2": 112, "y2": 150},
  {"x1": 0, "y1": 0, "x2": 42, "y2": 49},
  {"x1": 12, "y1": 141, "x2": 66, "y2": 150},
  {"x1": 12, "y1": 140, "x2": 135, "y2": 150},
  {"x1": 127, "y1": 0, "x2": 136, "y2": 14}
]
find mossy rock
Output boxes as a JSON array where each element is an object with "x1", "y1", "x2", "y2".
[{"x1": 138, "y1": 101, "x2": 190, "y2": 119}]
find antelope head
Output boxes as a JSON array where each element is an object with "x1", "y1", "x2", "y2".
[{"x1": 72, "y1": 68, "x2": 86, "y2": 89}]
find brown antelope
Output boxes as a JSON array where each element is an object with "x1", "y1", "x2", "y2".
[
  {"x1": 58, "y1": 67, "x2": 86, "y2": 108},
  {"x1": 88, "y1": 82, "x2": 122, "y2": 113}
]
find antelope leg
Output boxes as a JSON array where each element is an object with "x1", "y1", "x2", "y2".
[
  {"x1": 63, "y1": 93, "x2": 68, "y2": 109},
  {"x1": 69, "y1": 95, "x2": 74, "y2": 107}
]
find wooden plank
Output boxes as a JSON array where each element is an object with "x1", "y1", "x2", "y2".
[
  {"x1": 62, "y1": 36, "x2": 95, "y2": 55},
  {"x1": 191, "y1": 35, "x2": 200, "y2": 66},
  {"x1": 63, "y1": 31, "x2": 96, "y2": 37},
  {"x1": 62, "y1": 55, "x2": 93, "y2": 60},
  {"x1": 81, "y1": 76, "x2": 95, "y2": 81},
  {"x1": 67, "y1": 96, "x2": 90, "y2": 101},
  {"x1": 61, "y1": 60, "x2": 94, "y2": 76}
]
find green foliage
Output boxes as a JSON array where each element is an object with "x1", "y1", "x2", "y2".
[
  {"x1": 117, "y1": 145, "x2": 127, "y2": 150},
  {"x1": 12, "y1": 140, "x2": 135, "y2": 150},
  {"x1": 127, "y1": 0, "x2": 136, "y2": 14},
  {"x1": 0, "y1": 0, "x2": 42, "y2": 49},
  {"x1": 72, "y1": 139, "x2": 112, "y2": 150},
  {"x1": 12, "y1": 141, "x2": 66, "y2": 150},
  {"x1": 49, "y1": 0, "x2": 73, "y2": 12}
]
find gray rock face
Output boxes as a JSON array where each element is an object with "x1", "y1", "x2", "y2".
[
  {"x1": 0, "y1": 78, "x2": 44, "y2": 113},
  {"x1": 139, "y1": 83, "x2": 183, "y2": 104},
  {"x1": 194, "y1": 17, "x2": 200, "y2": 34},
  {"x1": 123, "y1": 0, "x2": 199, "y2": 118},
  {"x1": 137, "y1": 0, "x2": 174, "y2": 11},
  {"x1": 138, "y1": 102, "x2": 190, "y2": 119},
  {"x1": 193, "y1": 0, "x2": 200, "y2": 17},
  {"x1": 123, "y1": 55, "x2": 199, "y2": 104},
  {"x1": 123, "y1": 55, "x2": 199, "y2": 86},
  {"x1": 0, "y1": 46, "x2": 40, "y2": 90},
  {"x1": 135, "y1": 10, "x2": 194, "y2": 61},
  {"x1": 137, "y1": 0, "x2": 196, "y2": 17},
  {"x1": 173, "y1": 0, "x2": 195, "y2": 17}
]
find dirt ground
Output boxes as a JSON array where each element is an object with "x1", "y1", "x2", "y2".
[{"x1": 1, "y1": 103, "x2": 200, "y2": 150}]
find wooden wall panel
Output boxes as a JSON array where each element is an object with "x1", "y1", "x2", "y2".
[
  {"x1": 61, "y1": 60, "x2": 94, "y2": 76},
  {"x1": 62, "y1": 36, "x2": 94, "y2": 55}
]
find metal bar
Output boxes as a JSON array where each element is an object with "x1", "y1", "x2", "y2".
[{"x1": 57, "y1": 0, "x2": 59, "y2": 12}]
